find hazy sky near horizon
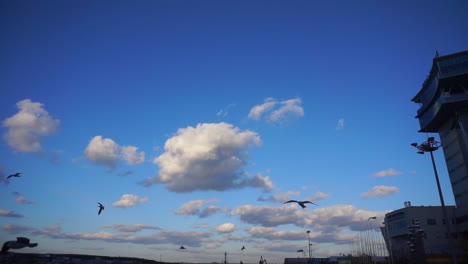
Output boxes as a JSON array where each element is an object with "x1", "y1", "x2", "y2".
[{"x1": 1, "y1": 0, "x2": 467, "y2": 262}]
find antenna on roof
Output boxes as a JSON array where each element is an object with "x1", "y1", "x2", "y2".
[{"x1": 435, "y1": 50, "x2": 440, "y2": 57}]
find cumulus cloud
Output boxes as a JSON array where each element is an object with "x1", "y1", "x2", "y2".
[
  {"x1": 0, "y1": 224, "x2": 35, "y2": 234},
  {"x1": 372, "y1": 168, "x2": 403, "y2": 177},
  {"x1": 0, "y1": 209, "x2": 24, "y2": 218},
  {"x1": 304, "y1": 205, "x2": 388, "y2": 232},
  {"x1": 175, "y1": 199, "x2": 219, "y2": 216},
  {"x1": 231, "y1": 204, "x2": 309, "y2": 227},
  {"x1": 238, "y1": 173, "x2": 274, "y2": 192},
  {"x1": 231, "y1": 204, "x2": 388, "y2": 232},
  {"x1": 306, "y1": 191, "x2": 330, "y2": 202},
  {"x1": 2, "y1": 99, "x2": 60, "y2": 152},
  {"x1": 248, "y1": 97, "x2": 304, "y2": 123},
  {"x1": 258, "y1": 191, "x2": 301, "y2": 202},
  {"x1": 248, "y1": 98, "x2": 277, "y2": 120},
  {"x1": 142, "y1": 122, "x2": 273, "y2": 192},
  {"x1": 1, "y1": 223, "x2": 211, "y2": 247},
  {"x1": 113, "y1": 194, "x2": 148, "y2": 208},
  {"x1": 269, "y1": 98, "x2": 304, "y2": 122},
  {"x1": 84, "y1": 136, "x2": 145, "y2": 169},
  {"x1": 121, "y1": 146, "x2": 145, "y2": 165},
  {"x1": 84, "y1": 136, "x2": 120, "y2": 167},
  {"x1": 336, "y1": 118, "x2": 345, "y2": 130},
  {"x1": 361, "y1": 186, "x2": 400, "y2": 198},
  {"x1": 254, "y1": 243, "x2": 306, "y2": 253},
  {"x1": 248, "y1": 227, "x2": 355, "y2": 245},
  {"x1": 199, "y1": 206, "x2": 230, "y2": 218},
  {"x1": 175, "y1": 199, "x2": 229, "y2": 218},
  {"x1": 214, "y1": 223, "x2": 236, "y2": 233},
  {"x1": 13, "y1": 192, "x2": 36, "y2": 204},
  {"x1": 101, "y1": 224, "x2": 160, "y2": 232},
  {"x1": 246, "y1": 227, "x2": 306, "y2": 240}
]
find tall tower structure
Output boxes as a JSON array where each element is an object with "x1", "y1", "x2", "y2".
[{"x1": 412, "y1": 50, "x2": 468, "y2": 240}]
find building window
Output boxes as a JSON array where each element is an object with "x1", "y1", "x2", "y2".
[{"x1": 427, "y1": 218, "x2": 437, "y2": 225}]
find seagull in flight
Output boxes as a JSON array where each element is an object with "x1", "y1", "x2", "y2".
[
  {"x1": 2, "y1": 237, "x2": 38, "y2": 253},
  {"x1": 368, "y1": 216, "x2": 377, "y2": 220},
  {"x1": 7, "y1": 173, "x2": 21, "y2": 179},
  {"x1": 241, "y1": 246, "x2": 245, "y2": 251},
  {"x1": 97, "y1": 202, "x2": 104, "y2": 215},
  {"x1": 180, "y1": 246, "x2": 186, "y2": 249},
  {"x1": 283, "y1": 200, "x2": 319, "y2": 208}
]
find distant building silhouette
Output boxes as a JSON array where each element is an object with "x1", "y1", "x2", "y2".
[
  {"x1": 382, "y1": 204, "x2": 461, "y2": 262},
  {"x1": 411, "y1": 50, "x2": 468, "y2": 249}
]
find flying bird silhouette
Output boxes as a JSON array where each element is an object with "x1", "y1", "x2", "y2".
[
  {"x1": 368, "y1": 216, "x2": 377, "y2": 220},
  {"x1": 241, "y1": 246, "x2": 245, "y2": 251},
  {"x1": 97, "y1": 202, "x2": 104, "y2": 215},
  {"x1": 180, "y1": 246, "x2": 186, "y2": 249},
  {"x1": 2, "y1": 237, "x2": 38, "y2": 253},
  {"x1": 283, "y1": 200, "x2": 319, "y2": 208},
  {"x1": 7, "y1": 173, "x2": 21, "y2": 179}
]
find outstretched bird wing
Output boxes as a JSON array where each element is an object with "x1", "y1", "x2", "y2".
[
  {"x1": 303, "y1": 201, "x2": 319, "y2": 206},
  {"x1": 97, "y1": 203, "x2": 104, "y2": 215},
  {"x1": 7, "y1": 173, "x2": 20, "y2": 179},
  {"x1": 2, "y1": 241, "x2": 11, "y2": 253},
  {"x1": 283, "y1": 200, "x2": 299, "y2": 204}
]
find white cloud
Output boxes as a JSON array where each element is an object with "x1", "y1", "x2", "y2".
[
  {"x1": 306, "y1": 191, "x2": 330, "y2": 202},
  {"x1": 175, "y1": 199, "x2": 229, "y2": 218},
  {"x1": 113, "y1": 194, "x2": 148, "y2": 208},
  {"x1": 269, "y1": 98, "x2": 304, "y2": 122},
  {"x1": 258, "y1": 191, "x2": 301, "y2": 202},
  {"x1": 7, "y1": 223, "x2": 212, "y2": 247},
  {"x1": 142, "y1": 122, "x2": 273, "y2": 192},
  {"x1": 101, "y1": 224, "x2": 160, "y2": 232},
  {"x1": 248, "y1": 97, "x2": 304, "y2": 123},
  {"x1": 372, "y1": 168, "x2": 403, "y2": 177},
  {"x1": 231, "y1": 204, "x2": 309, "y2": 227},
  {"x1": 0, "y1": 209, "x2": 23, "y2": 218},
  {"x1": 238, "y1": 173, "x2": 274, "y2": 191},
  {"x1": 248, "y1": 98, "x2": 277, "y2": 120},
  {"x1": 175, "y1": 199, "x2": 218, "y2": 216},
  {"x1": 199, "y1": 206, "x2": 229, "y2": 218},
  {"x1": 121, "y1": 146, "x2": 145, "y2": 165},
  {"x1": 14, "y1": 196, "x2": 36, "y2": 205},
  {"x1": 84, "y1": 136, "x2": 145, "y2": 169},
  {"x1": 85, "y1": 136, "x2": 120, "y2": 168},
  {"x1": 2, "y1": 99, "x2": 60, "y2": 152},
  {"x1": 246, "y1": 227, "x2": 306, "y2": 240},
  {"x1": 304, "y1": 205, "x2": 388, "y2": 232},
  {"x1": 336, "y1": 118, "x2": 345, "y2": 130},
  {"x1": 214, "y1": 223, "x2": 236, "y2": 233},
  {"x1": 231, "y1": 204, "x2": 388, "y2": 232},
  {"x1": 361, "y1": 186, "x2": 400, "y2": 198},
  {"x1": 205, "y1": 243, "x2": 222, "y2": 249}
]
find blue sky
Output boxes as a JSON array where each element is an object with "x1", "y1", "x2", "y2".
[{"x1": 1, "y1": 0, "x2": 467, "y2": 262}]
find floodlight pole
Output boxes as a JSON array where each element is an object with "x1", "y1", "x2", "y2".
[
  {"x1": 307, "y1": 230, "x2": 311, "y2": 263},
  {"x1": 412, "y1": 138, "x2": 458, "y2": 264}
]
